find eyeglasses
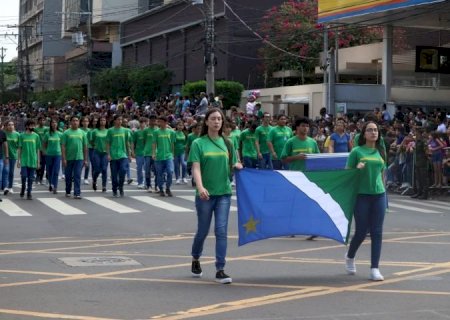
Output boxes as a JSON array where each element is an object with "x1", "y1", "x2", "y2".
[{"x1": 366, "y1": 128, "x2": 378, "y2": 133}]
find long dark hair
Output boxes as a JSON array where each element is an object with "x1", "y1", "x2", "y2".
[
  {"x1": 358, "y1": 121, "x2": 386, "y2": 162},
  {"x1": 49, "y1": 118, "x2": 58, "y2": 134},
  {"x1": 200, "y1": 108, "x2": 227, "y2": 137}
]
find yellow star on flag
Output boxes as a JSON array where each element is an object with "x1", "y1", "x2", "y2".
[{"x1": 243, "y1": 215, "x2": 260, "y2": 234}]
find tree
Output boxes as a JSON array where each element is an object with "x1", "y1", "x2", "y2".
[
  {"x1": 182, "y1": 80, "x2": 244, "y2": 109},
  {"x1": 129, "y1": 65, "x2": 172, "y2": 103},
  {"x1": 259, "y1": 0, "x2": 385, "y2": 83},
  {"x1": 92, "y1": 65, "x2": 131, "y2": 99}
]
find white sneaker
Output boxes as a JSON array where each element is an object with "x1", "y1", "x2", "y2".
[
  {"x1": 345, "y1": 254, "x2": 356, "y2": 275},
  {"x1": 175, "y1": 179, "x2": 181, "y2": 185},
  {"x1": 137, "y1": 184, "x2": 144, "y2": 189},
  {"x1": 182, "y1": 178, "x2": 188, "y2": 184},
  {"x1": 370, "y1": 268, "x2": 384, "y2": 281},
  {"x1": 9, "y1": 188, "x2": 14, "y2": 194},
  {"x1": 231, "y1": 181, "x2": 235, "y2": 187},
  {"x1": 84, "y1": 179, "x2": 89, "y2": 185}
]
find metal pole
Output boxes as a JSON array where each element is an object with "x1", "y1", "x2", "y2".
[
  {"x1": 86, "y1": 0, "x2": 93, "y2": 99},
  {"x1": 323, "y1": 27, "x2": 328, "y2": 113},
  {"x1": 328, "y1": 47, "x2": 335, "y2": 116},
  {"x1": 0, "y1": 47, "x2": 6, "y2": 102},
  {"x1": 205, "y1": 0, "x2": 215, "y2": 96}
]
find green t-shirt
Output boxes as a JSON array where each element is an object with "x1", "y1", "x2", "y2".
[
  {"x1": 240, "y1": 128, "x2": 257, "y2": 159},
  {"x1": 143, "y1": 127, "x2": 157, "y2": 157},
  {"x1": 268, "y1": 126, "x2": 293, "y2": 158},
  {"x1": 34, "y1": 126, "x2": 49, "y2": 151},
  {"x1": 106, "y1": 127, "x2": 130, "y2": 160},
  {"x1": 133, "y1": 129, "x2": 146, "y2": 157},
  {"x1": 82, "y1": 128, "x2": 93, "y2": 148},
  {"x1": 186, "y1": 132, "x2": 199, "y2": 151},
  {"x1": 61, "y1": 128, "x2": 87, "y2": 161},
  {"x1": 255, "y1": 125, "x2": 272, "y2": 154},
  {"x1": 346, "y1": 145, "x2": 386, "y2": 195},
  {"x1": 153, "y1": 128, "x2": 174, "y2": 161},
  {"x1": 230, "y1": 129, "x2": 241, "y2": 151},
  {"x1": 281, "y1": 136, "x2": 320, "y2": 171},
  {"x1": 174, "y1": 130, "x2": 187, "y2": 156},
  {"x1": 91, "y1": 128, "x2": 108, "y2": 153},
  {"x1": 188, "y1": 135, "x2": 236, "y2": 196},
  {"x1": 6, "y1": 131, "x2": 20, "y2": 160},
  {"x1": 43, "y1": 131, "x2": 62, "y2": 156},
  {"x1": 19, "y1": 132, "x2": 41, "y2": 168}
]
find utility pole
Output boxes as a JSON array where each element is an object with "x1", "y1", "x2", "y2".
[
  {"x1": 0, "y1": 47, "x2": 6, "y2": 102},
  {"x1": 86, "y1": 0, "x2": 93, "y2": 99},
  {"x1": 205, "y1": 0, "x2": 215, "y2": 96}
]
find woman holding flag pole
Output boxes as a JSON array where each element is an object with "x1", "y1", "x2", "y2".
[
  {"x1": 345, "y1": 121, "x2": 387, "y2": 281},
  {"x1": 189, "y1": 108, "x2": 242, "y2": 284}
]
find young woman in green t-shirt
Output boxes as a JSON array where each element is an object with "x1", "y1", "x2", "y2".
[
  {"x1": 3, "y1": 121, "x2": 19, "y2": 194},
  {"x1": 173, "y1": 120, "x2": 188, "y2": 185},
  {"x1": 189, "y1": 108, "x2": 242, "y2": 284},
  {"x1": 43, "y1": 118, "x2": 63, "y2": 194},
  {"x1": 91, "y1": 116, "x2": 109, "y2": 192},
  {"x1": 345, "y1": 121, "x2": 387, "y2": 281}
]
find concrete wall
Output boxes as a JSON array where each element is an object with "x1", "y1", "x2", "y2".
[
  {"x1": 42, "y1": 0, "x2": 73, "y2": 57},
  {"x1": 93, "y1": 0, "x2": 139, "y2": 24}
]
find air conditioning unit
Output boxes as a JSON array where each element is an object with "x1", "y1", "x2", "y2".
[{"x1": 71, "y1": 32, "x2": 85, "y2": 46}]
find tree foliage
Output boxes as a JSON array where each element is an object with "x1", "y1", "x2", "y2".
[
  {"x1": 92, "y1": 64, "x2": 172, "y2": 103},
  {"x1": 31, "y1": 85, "x2": 84, "y2": 107},
  {"x1": 182, "y1": 80, "x2": 245, "y2": 109},
  {"x1": 259, "y1": 0, "x2": 386, "y2": 82}
]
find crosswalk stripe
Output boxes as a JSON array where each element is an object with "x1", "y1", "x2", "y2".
[
  {"x1": 176, "y1": 195, "x2": 238, "y2": 212},
  {"x1": 37, "y1": 198, "x2": 87, "y2": 215},
  {"x1": 388, "y1": 203, "x2": 440, "y2": 214},
  {"x1": 131, "y1": 196, "x2": 193, "y2": 212},
  {"x1": 84, "y1": 197, "x2": 140, "y2": 213},
  {"x1": 394, "y1": 199, "x2": 449, "y2": 211},
  {"x1": 0, "y1": 199, "x2": 32, "y2": 216}
]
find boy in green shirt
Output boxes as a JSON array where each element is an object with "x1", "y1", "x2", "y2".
[
  {"x1": 61, "y1": 116, "x2": 88, "y2": 199},
  {"x1": 107, "y1": 115, "x2": 131, "y2": 197},
  {"x1": 152, "y1": 116, "x2": 174, "y2": 196},
  {"x1": 267, "y1": 114, "x2": 292, "y2": 170},
  {"x1": 3, "y1": 120, "x2": 19, "y2": 194},
  {"x1": 239, "y1": 122, "x2": 258, "y2": 168},
  {"x1": 17, "y1": 120, "x2": 41, "y2": 200},
  {"x1": 143, "y1": 115, "x2": 158, "y2": 191},
  {"x1": 34, "y1": 116, "x2": 48, "y2": 185},
  {"x1": 255, "y1": 112, "x2": 273, "y2": 169}
]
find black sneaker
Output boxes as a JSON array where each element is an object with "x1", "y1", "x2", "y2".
[
  {"x1": 113, "y1": 192, "x2": 119, "y2": 198},
  {"x1": 215, "y1": 270, "x2": 232, "y2": 284},
  {"x1": 127, "y1": 179, "x2": 133, "y2": 185},
  {"x1": 120, "y1": 190, "x2": 124, "y2": 197},
  {"x1": 191, "y1": 260, "x2": 202, "y2": 278},
  {"x1": 306, "y1": 235, "x2": 318, "y2": 241},
  {"x1": 92, "y1": 182, "x2": 97, "y2": 191},
  {"x1": 159, "y1": 191, "x2": 165, "y2": 197},
  {"x1": 4, "y1": 188, "x2": 9, "y2": 195},
  {"x1": 102, "y1": 187, "x2": 107, "y2": 193},
  {"x1": 49, "y1": 185, "x2": 53, "y2": 192},
  {"x1": 26, "y1": 193, "x2": 32, "y2": 200},
  {"x1": 166, "y1": 189, "x2": 173, "y2": 197},
  {"x1": 53, "y1": 189, "x2": 58, "y2": 194}
]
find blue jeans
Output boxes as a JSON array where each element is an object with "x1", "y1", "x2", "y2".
[
  {"x1": 93, "y1": 151, "x2": 108, "y2": 187},
  {"x1": 0, "y1": 159, "x2": 4, "y2": 189},
  {"x1": 126, "y1": 160, "x2": 131, "y2": 180},
  {"x1": 110, "y1": 158, "x2": 128, "y2": 193},
  {"x1": 243, "y1": 157, "x2": 258, "y2": 169},
  {"x1": 144, "y1": 156, "x2": 155, "y2": 188},
  {"x1": 20, "y1": 167, "x2": 36, "y2": 194},
  {"x1": 191, "y1": 195, "x2": 231, "y2": 271},
  {"x1": 65, "y1": 160, "x2": 83, "y2": 196},
  {"x1": 156, "y1": 159, "x2": 173, "y2": 191},
  {"x1": 173, "y1": 154, "x2": 187, "y2": 180},
  {"x1": 36, "y1": 153, "x2": 46, "y2": 182},
  {"x1": 2, "y1": 159, "x2": 16, "y2": 189},
  {"x1": 272, "y1": 159, "x2": 289, "y2": 170},
  {"x1": 258, "y1": 153, "x2": 273, "y2": 170},
  {"x1": 46, "y1": 155, "x2": 61, "y2": 189},
  {"x1": 136, "y1": 155, "x2": 145, "y2": 185},
  {"x1": 347, "y1": 193, "x2": 386, "y2": 268}
]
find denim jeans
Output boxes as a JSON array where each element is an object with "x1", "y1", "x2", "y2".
[
  {"x1": 258, "y1": 153, "x2": 273, "y2": 170},
  {"x1": 191, "y1": 195, "x2": 231, "y2": 271},
  {"x1": 156, "y1": 159, "x2": 173, "y2": 190},
  {"x1": 136, "y1": 155, "x2": 145, "y2": 185},
  {"x1": 36, "y1": 153, "x2": 46, "y2": 182},
  {"x1": 144, "y1": 156, "x2": 155, "y2": 188},
  {"x1": 20, "y1": 167, "x2": 36, "y2": 194},
  {"x1": 46, "y1": 155, "x2": 61, "y2": 189},
  {"x1": 65, "y1": 160, "x2": 83, "y2": 196},
  {"x1": 173, "y1": 154, "x2": 187, "y2": 180},
  {"x1": 110, "y1": 158, "x2": 128, "y2": 193},
  {"x1": 83, "y1": 148, "x2": 94, "y2": 180},
  {"x1": 126, "y1": 160, "x2": 131, "y2": 180},
  {"x1": 347, "y1": 193, "x2": 386, "y2": 268},
  {"x1": 272, "y1": 159, "x2": 289, "y2": 170},
  {"x1": 243, "y1": 157, "x2": 258, "y2": 169},
  {"x1": 92, "y1": 151, "x2": 108, "y2": 187},
  {"x1": 2, "y1": 159, "x2": 16, "y2": 189}
]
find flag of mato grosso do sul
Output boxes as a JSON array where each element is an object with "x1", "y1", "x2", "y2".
[{"x1": 235, "y1": 168, "x2": 360, "y2": 246}]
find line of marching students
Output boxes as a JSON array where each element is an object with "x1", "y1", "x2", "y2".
[{"x1": 0, "y1": 113, "x2": 198, "y2": 201}]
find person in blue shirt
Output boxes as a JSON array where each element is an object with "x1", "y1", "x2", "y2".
[{"x1": 329, "y1": 119, "x2": 351, "y2": 153}]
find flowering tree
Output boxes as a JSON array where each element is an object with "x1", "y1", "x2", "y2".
[{"x1": 259, "y1": 0, "x2": 386, "y2": 83}]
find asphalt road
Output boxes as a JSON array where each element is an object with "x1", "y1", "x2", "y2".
[{"x1": 0, "y1": 170, "x2": 449, "y2": 320}]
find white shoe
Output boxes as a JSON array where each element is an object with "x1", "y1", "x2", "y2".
[
  {"x1": 370, "y1": 268, "x2": 384, "y2": 281},
  {"x1": 8, "y1": 188, "x2": 13, "y2": 194},
  {"x1": 84, "y1": 179, "x2": 89, "y2": 185},
  {"x1": 137, "y1": 184, "x2": 144, "y2": 189},
  {"x1": 175, "y1": 179, "x2": 181, "y2": 185},
  {"x1": 231, "y1": 181, "x2": 235, "y2": 187},
  {"x1": 345, "y1": 254, "x2": 356, "y2": 275},
  {"x1": 182, "y1": 178, "x2": 188, "y2": 184}
]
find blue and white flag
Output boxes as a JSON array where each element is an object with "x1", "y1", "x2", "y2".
[
  {"x1": 305, "y1": 153, "x2": 349, "y2": 171},
  {"x1": 236, "y1": 168, "x2": 359, "y2": 246}
]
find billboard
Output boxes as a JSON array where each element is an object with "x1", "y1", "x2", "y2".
[
  {"x1": 318, "y1": 0, "x2": 445, "y2": 23},
  {"x1": 416, "y1": 46, "x2": 450, "y2": 74}
]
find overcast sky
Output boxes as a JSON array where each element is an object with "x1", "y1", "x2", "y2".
[{"x1": 0, "y1": 0, "x2": 19, "y2": 62}]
